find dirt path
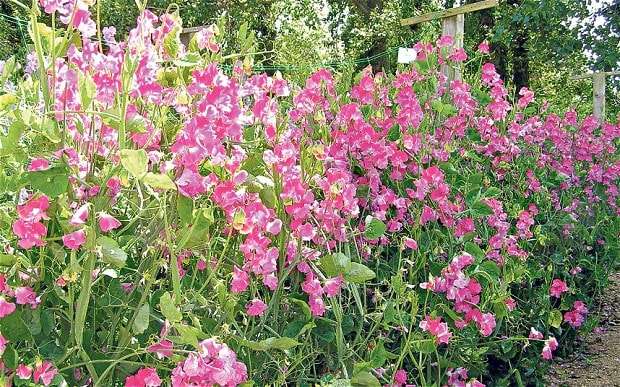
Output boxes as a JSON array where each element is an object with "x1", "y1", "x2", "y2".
[{"x1": 547, "y1": 273, "x2": 620, "y2": 387}]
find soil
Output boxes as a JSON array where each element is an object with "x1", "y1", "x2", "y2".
[{"x1": 547, "y1": 273, "x2": 620, "y2": 387}]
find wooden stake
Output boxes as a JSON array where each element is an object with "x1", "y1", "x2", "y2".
[
  {"x1": 571, "y1": 71, "x2": 619, "y2": 121},
  {"x1": 440, "y1": 14, "x2": 464, "y2": 81}
]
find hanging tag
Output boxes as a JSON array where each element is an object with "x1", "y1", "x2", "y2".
[{"x1": 397, "y1": 47, "x2": 417, "y2": 64}]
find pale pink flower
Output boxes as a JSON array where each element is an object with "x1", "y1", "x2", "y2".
[
  {"x1": 16, "y1": 363, "x2": 33, "y2": 379},
  {"x1": 0, "y1": 333, "x2": 6, "y2": 356},
  {"x1": 266, "y1": 219, "x2": 282, "y2": 235},
  {"x1": 98, "y1": 213, "x2": 122, "y2": 232},
  {"x1": 33, "y1": 361, "x2": 58, "y2": 386},
  {"x1": 542, "y1": 337, "x2": 558, "y2": 360},
  {"x1": 0, "y1": 297, "x2": 16, "y2": 318},
  {"x1": 14, "y1": 287, "x2": 40, "y2": 309},
  {"x1": 324, "y1": 275, "x2": 343, "y2": 297},
  {"x1": 70, "y1": 203, "x2": 89, "y2": 226},
  {"x1": 403, "y1": 237, "x2": 418, "y2": 250}
]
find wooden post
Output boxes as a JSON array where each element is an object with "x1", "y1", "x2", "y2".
[
  {"x1": 592, "y1": 73, "x2": 606, "y2": 120},
  {"x1": 440, "y1": 14, "x2": 464, "y2": 81},
  {"x1": 571, "y1": 71, "x2": 620, "y2": 121},
  {"x1": 401, "y1": 0, "x2": 497, "y2": 84},
  {"x1": 180, "y1": 26, "x2": 203, "y2": 47}
]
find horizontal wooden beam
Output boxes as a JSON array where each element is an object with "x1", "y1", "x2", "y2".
[
  {"x1": 181, "y1": 26, "x2": 204, "y2": 35},
  {"x1": 571, "y1": 71, "x2": 620, "y2": 80},
  {"x1": 401, "y1": 0, "x2": 498, "y2": 26}
]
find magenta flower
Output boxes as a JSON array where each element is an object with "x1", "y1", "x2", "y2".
[
  {"x1": 394, "y1": 369, "x2": 407, "y2": 384},
  {"x1": 62, "y1": 229, "x2": 86, "y2": 250},
  {"x1": 477, "y1": 40, "x2": 490, "y2": 54},
  {"x1": 125, "y1": 367, "x2": 162, "y2": 387},
  {"x1": 28, "y1": 158, "x2": 50, "y2": 171},
  {"x1": 246, "y1": 299, "x2": 267, "y2": 317},
  {"x1": 98, "y1": 212, "x2": 122, "y2": 232},
  {"x1": 419, "y1": 315, "x2": 452, "y2": 345},
  {"x1": 148, "y1": 339, "x2": 174, "y2": 359},
  {"x1": 231, "y1": 266, "x2": 249, "y2": 293},
  {"x1": 549, "y1": 279, "x2": 569, "y2": 298}
]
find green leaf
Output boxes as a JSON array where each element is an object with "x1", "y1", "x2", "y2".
[
  {"x1": 412, "y1": 337, "x2": 437, "y2": 354},
  {"x1": 345, "y1": 262, "x2": 376, "y2": 284},
  {"x1": 351, "y1": 371, "x2": 381, "y2": 387},
  {"x1": 0, "y1": 311, "x2": 29, "y2": 341},
  {"x1": 160, "y1": 292, "x2": 182, "y2": 323},
  {"x1": 96, "y1": 237, "x2": 127, "y2": 268},
  {"x1": 471, "y1": 200, "x2": 494, "y2": 217},
  {"x1": 132, "y1": 304, "x2": 150, "y2": 334},
  {"x1": 120, "y1": 149, "x2": 148, "y2": 179},
  {"x1": 548, "y1": 309, "x2": 563, "y2": 329},
  {"x1": 177, "y1": 195, "x2": 194, "y2": 225},
  {"x1": 3, "y1": 346, "x2": 18, "y2": 369},
  {"x1": 0, "y1": 254, "x2": 16, "y2": 266},
  {"x1": 127, "y1": 115, "x2": 147, "y2": 133},
  {"x1": 464, "y1": 242, "x2": 484, "y2": 260},
  {"x1": 320, "y1": 252, "x2": 351, "y2": 277},
  {"x1": 0, "y1": 94, "x2": 18, "y2": 110},
  {"x1": 364, "y1": 217, "x2": 386, "y2": 239},
  {"x1": 370, "y1": 341, "x2": 392, "y2": 368},
  {"x1": 26, "y1": 165, "x2": 69, "y2": 198},
  {"x1": 241, "y1": 337, "x2": 300, "y2": 351},
  {"x1": 484, "y1": 187, "x2": 502, "y2": 197},
  {"x1": 143, "y1": 172, "x2": 176, "y2": 190}
]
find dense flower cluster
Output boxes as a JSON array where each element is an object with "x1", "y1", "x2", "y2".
[{"x1": 0, "y1": 2, "x2": 618, "y2": 385}]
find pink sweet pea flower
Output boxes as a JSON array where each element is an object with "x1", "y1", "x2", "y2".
[
  {"x1": 541, "y1": 337, "x2": 558, "y2": 360},
  {"x1": 148, "y1": 339, "x2": 174, "y2": 359},
  {"x1": 125, "y1": 367, "x2": 162, "y2": 387},
  {"x1": 298, "y1": 222, "x2": 316, "y2": 241},
  {"x1": 419, "y1": 315, "x2": 452, "y2": 345},
  {"x1": 246, "y1": 299, "x2": 267, "y2": 317},
  {"x1": 266, "y1": 219, "x2": 282, "y2": 235},
  {"x1": 477, "y1": 40, "x2": 490, "y2": 54},
  {"x1": 528, "y1": 327, "x2": 544, "y2": 340},
  {"x1": 403, "y1": 237, "x2": 418, "y2": 250},
  {"x1": 454, "y1": 218, "x2": 475, "y2": 238},
  {"x1": 33, "y1": 361, "x2": 58, "y2": 386},
  {"x1": 505, "y1": 297, "x2": 516, "y2": 311},
  {"x1": 62, "y1": 229, "x2": 86, "y2": 250},
  {"x1": 16, "y1": 363, "x2": 33, "y2": 379},
  {"x1": 549, "y1": 279, "x2": 568, "y2": 298},
  {"x1": 0, "y1": 333, "x2": 7, "y2": 356},
  {"x1": 98, "y1": 213, "x2": 122, "y2": 232},
  {"x1": 28, "y1": 158, "x2": 50, "y2": 171},
  {"x1": 324, "y1": 275, "x2": 344, "y2": 297},
  {"x1": 14, "y1": 287, "x2": 40, "y2": 309},
  {"x1": 437, "y1": 35, "x2": 454, "y2": 47},
  {"x1": 70, "y1": 203, "x2": 90, "y2": 226},
  {"x1": 394, "y1": 369, "x2": 407, "y2": 384},
  {"x1": 231, "y1": 266, "x2": 249, "y2": 293},
  {"x1": 0, "y1": 297, "x2": 16, "y2": 318}
]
